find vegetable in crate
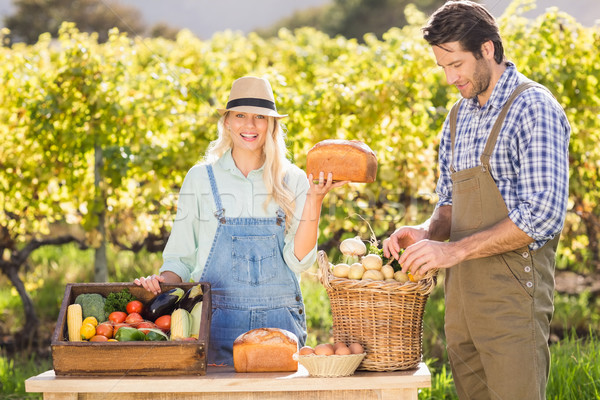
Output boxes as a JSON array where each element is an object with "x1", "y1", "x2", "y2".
[
  {"x1": 74, "y1": 293, "x2": 107, "y2": 323},
  {"x1": 179, "y1": 284, "x2": 203, "y2": 312},
  {"x1": 67, "y1": 304, "x2": 83, "y2": 342},
  {"x1": 142, "y1": 287, "x2": 185, "y2": 321},
  {"x1": 104, "y1": 288, "x2": 136, "y2": 314},
  {"x1": 114, "y1": 326, "x2": 146, "y2": 341}
]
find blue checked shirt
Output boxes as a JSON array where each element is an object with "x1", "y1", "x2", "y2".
[{"x1": 436, "y1": 63, "x2": 571, "y2": 250}]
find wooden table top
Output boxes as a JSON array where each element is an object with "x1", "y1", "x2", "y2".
[{"x1": 26, "y1": 362, "x2": 431, "y2": 394}]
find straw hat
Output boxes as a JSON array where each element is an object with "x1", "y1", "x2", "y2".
[{"x1": 218, "y1": 76, "x2": 287, "y2": 118}]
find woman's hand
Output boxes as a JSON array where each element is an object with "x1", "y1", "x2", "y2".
[
  {"x1": 134, "y1": 271, "x2": 182, "y2": 295},
  {"x1": 307, "y1": 172, "x2": 348, "y2": 200}
]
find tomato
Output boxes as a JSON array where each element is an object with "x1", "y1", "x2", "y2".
[
  {"x1": 109, "y1": 311, "x2": 127, "y2": 324},
  {"x1": 90, "y1": 335, "x2": 109, "y2": 342},
  {"x1": 96, "y1": 322, "x2": 114, "y2": 339},
  {"x1": 154, "y1": 314, "x2": 171, "y2": 333},
  {"x1": 137, "y1": 321, "x2": 157, "y2": 334},
  {"x1": 125, "y1": 312, "x2": 144, "y2": 324},
  {"x1": 126, "y1": 300, "x2": 143, "y2": 315}
]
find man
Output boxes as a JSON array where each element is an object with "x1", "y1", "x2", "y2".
[{"x1": 382, "y1": 1, "x2": 570, "y2": 399}]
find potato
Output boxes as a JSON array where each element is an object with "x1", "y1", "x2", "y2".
[
  {"x1": 381, "y1": 264, "x2": 395, "y2": 280},
  {"x1": 348, "y1": 263, "x2": 365, "y2": 280},
  {"x1": 332, "y1": 263, "x2": 350, "y2": 278},
  {"x1": 362, "y1": 269, "x2": 384, "y2": 281},
  {"x1": 394, "y1": 270, "x2": 409, "y2": 283},
  {"x1": 361, "y1": 254, "x2": 383, "y2": 270}
]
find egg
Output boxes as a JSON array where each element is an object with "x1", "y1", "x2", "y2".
[
  {"x1": 314, "y1": 343, "x2": 335, "y2": 356},
  {"x1": 335, "y1": 345, "x2": 351, "y2": 355},
  {"x1": 349, "y1": 342, "x2": 364, "y2": 354},
  {"x1": 299, "y1": 346, "x2": 315, "y2": 355},
  {"x1": 333, "y1": 341, "x2": 347, "y2": 352}
]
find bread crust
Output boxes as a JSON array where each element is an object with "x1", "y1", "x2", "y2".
[
  {"x1": 306, "y1": 139, "x2": 377, "y2": 183},
  {"x1": 233, "y1": 328, "x2": 299, "y2": 372}
]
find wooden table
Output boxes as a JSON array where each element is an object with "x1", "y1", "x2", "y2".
[{"x1": 26, "y1": 363, "x2": 431, "y2": 400}]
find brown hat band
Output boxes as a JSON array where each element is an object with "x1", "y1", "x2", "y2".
[{"x1": 226, "y1": 97, "x2": 276, "y2": 111}]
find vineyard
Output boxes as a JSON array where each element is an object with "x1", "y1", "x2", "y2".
[{"x1": 1, "y1": 1, "x2": 600, "y2": 351}]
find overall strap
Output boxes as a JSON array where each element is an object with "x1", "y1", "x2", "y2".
[
  {"x1": 480, "y1": 81, "x2": 539, "y2": 168},
  {"x1": 206, "y1": 165, "x2": 226, "y2": 224},
  {"x1": 449, "y1": 99, "x2": 463, "y2": 173}
]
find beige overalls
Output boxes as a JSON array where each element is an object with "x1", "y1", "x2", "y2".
[{"x1": 445, "y1": 82, "x2": 559, "y2": 400}]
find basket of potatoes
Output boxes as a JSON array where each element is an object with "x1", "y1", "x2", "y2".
[{"x1": 317, "y1": 236, "x2": 437, "y2": 372}]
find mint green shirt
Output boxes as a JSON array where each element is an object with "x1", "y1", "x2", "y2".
[{"x1": 159, "y1": 150, "x2": 317, "y2": 282}]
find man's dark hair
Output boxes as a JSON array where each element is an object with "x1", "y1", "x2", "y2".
[{"x1": 422, "y1": 0, "x2": 504, "y2": 64}]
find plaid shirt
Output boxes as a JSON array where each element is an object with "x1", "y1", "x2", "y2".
[{"x1": 436, "y1": 63, "x2": 571, "y2": 250}]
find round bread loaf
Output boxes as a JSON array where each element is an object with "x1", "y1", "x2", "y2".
[{"x1": 233, "y1": 328, "x2": 299, "y2": 373}]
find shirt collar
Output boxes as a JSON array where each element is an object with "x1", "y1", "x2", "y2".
[{"x1": 217, "y1": 149, "x2": 265, "y2": 178}]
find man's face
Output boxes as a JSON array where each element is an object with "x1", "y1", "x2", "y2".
[{"x1": 432, "y1": 41, "x2": 492, "y2": 102}]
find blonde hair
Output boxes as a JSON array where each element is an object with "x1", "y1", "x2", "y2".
[{"x1": 204, "y1": 113, "x2": 296, "y2": 231}]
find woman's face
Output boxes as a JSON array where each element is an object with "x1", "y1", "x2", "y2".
[{"x1": 225, "y1": 112, "x2": 269, "y2": 153}]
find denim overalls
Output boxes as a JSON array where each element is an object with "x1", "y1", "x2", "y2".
[{"x1": 201, "y1": 165, "x2": 307, "y2": 365}]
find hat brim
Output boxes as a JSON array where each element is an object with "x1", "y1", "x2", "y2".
[{"x1": 217, "y1": 105, "x2": 287, "y2": 118}]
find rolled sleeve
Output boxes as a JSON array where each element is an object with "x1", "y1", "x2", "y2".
[{"x1": 507, "y1": 98, "x2": 570, "y2": 244}]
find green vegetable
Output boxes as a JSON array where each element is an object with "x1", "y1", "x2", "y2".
[
  {"x1": 115, "y1": 326, "x2": 146, "y2": 342},
  {"x1": 145, "y1": 328, "x2": 168, "y2": 341},
  {"x1": 74, "y1": 293, "x2": 107, "y2": 323},
  {"x1": 104, "y1": 288, "x2": 136, "y2": 315}
]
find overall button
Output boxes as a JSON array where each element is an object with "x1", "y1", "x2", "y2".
[
  {"x1": 296, "y1": 295, "x2": 301, "y2": 302},
  {"x1": 298, "y1": 309, "x2": 303, "y2": 315},
  {"x1": 522, "y1": 251, "x2": 529, "y2": 258},
  {"x1": 524, "y1": 266, "x2": 531, "y2": 273},
  {"x1": 526, "y1": 281, "x2": 533, "y2": 288}
]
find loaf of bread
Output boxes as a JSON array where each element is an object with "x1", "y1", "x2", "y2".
[
  {"x1": 233, "y1": 328, "x2": 299, "y2": 373},
  {"x1": 306, "y1": 139, "x2": 377, "y2": 183}
]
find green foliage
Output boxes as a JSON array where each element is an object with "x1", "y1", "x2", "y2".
[
  {"x1": 0, "y1": 351, "x2": 51, "y2": 399},
  {"x1": 552, "y1": 291, "x2": 600, "y2": 337},
  {"x1": 547, "y1": 333, "x2": 600, "y2": 399},
  {"x1": 300, "y1": 269, "x2": 333, "y2": 347}
]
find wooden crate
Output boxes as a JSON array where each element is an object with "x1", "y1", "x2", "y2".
[{"x1": 51, "y1": 282, "x2": 211, "y2": 376}]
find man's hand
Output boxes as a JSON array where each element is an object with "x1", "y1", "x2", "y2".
[
  {"x1": 399, "y1": 240, "x2": 462, "y2": 277},
  {"x1": 382, "y1": 226, "x2": 428, "y2": 260}
]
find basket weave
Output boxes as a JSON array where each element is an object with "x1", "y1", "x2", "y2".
[
  {"x1": 317, "y1": 250, "x2": 437, "y2": 371},
  {"x1": 295, "y1": 353, "x2": 365, "y2": 377}
]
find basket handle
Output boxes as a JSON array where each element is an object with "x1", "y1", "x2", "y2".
[{"x1": 317, "y1": 250, "x2": 333, "y2": 290}]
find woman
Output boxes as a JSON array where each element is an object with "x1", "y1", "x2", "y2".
[{"x1": 135, "y1": 76, "x2": 345, "y2": 365}]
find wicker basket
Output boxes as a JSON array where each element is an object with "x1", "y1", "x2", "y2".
[
  {"x1": 317, "y1": 250, "x2": 437, "y2": 372},
  {"x1": 295, "y1": 353, "x2": 366, "y2": 377}
]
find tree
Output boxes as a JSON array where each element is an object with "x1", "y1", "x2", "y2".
[
  {"x1": 4, "y1": 0, "x2": 147, "y2": 44},
  {"x1": 257, "y1": 0, "x2": 447, "y2": 40}
]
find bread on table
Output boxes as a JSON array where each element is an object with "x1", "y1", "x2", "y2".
[
  {"x1": 233, "y1": 328, "x2": 299, "y2": 373},
  {"x1": 306, "y1": 139, "x2": 377, "y2": 183}
]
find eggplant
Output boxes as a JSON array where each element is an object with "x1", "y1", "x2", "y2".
[
  {"x1": 179, "y1": 284, "x2": 203, "y2": 312},
  {"x1": 142, "y1": 287, "x2": 185, "y2": 321}
]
